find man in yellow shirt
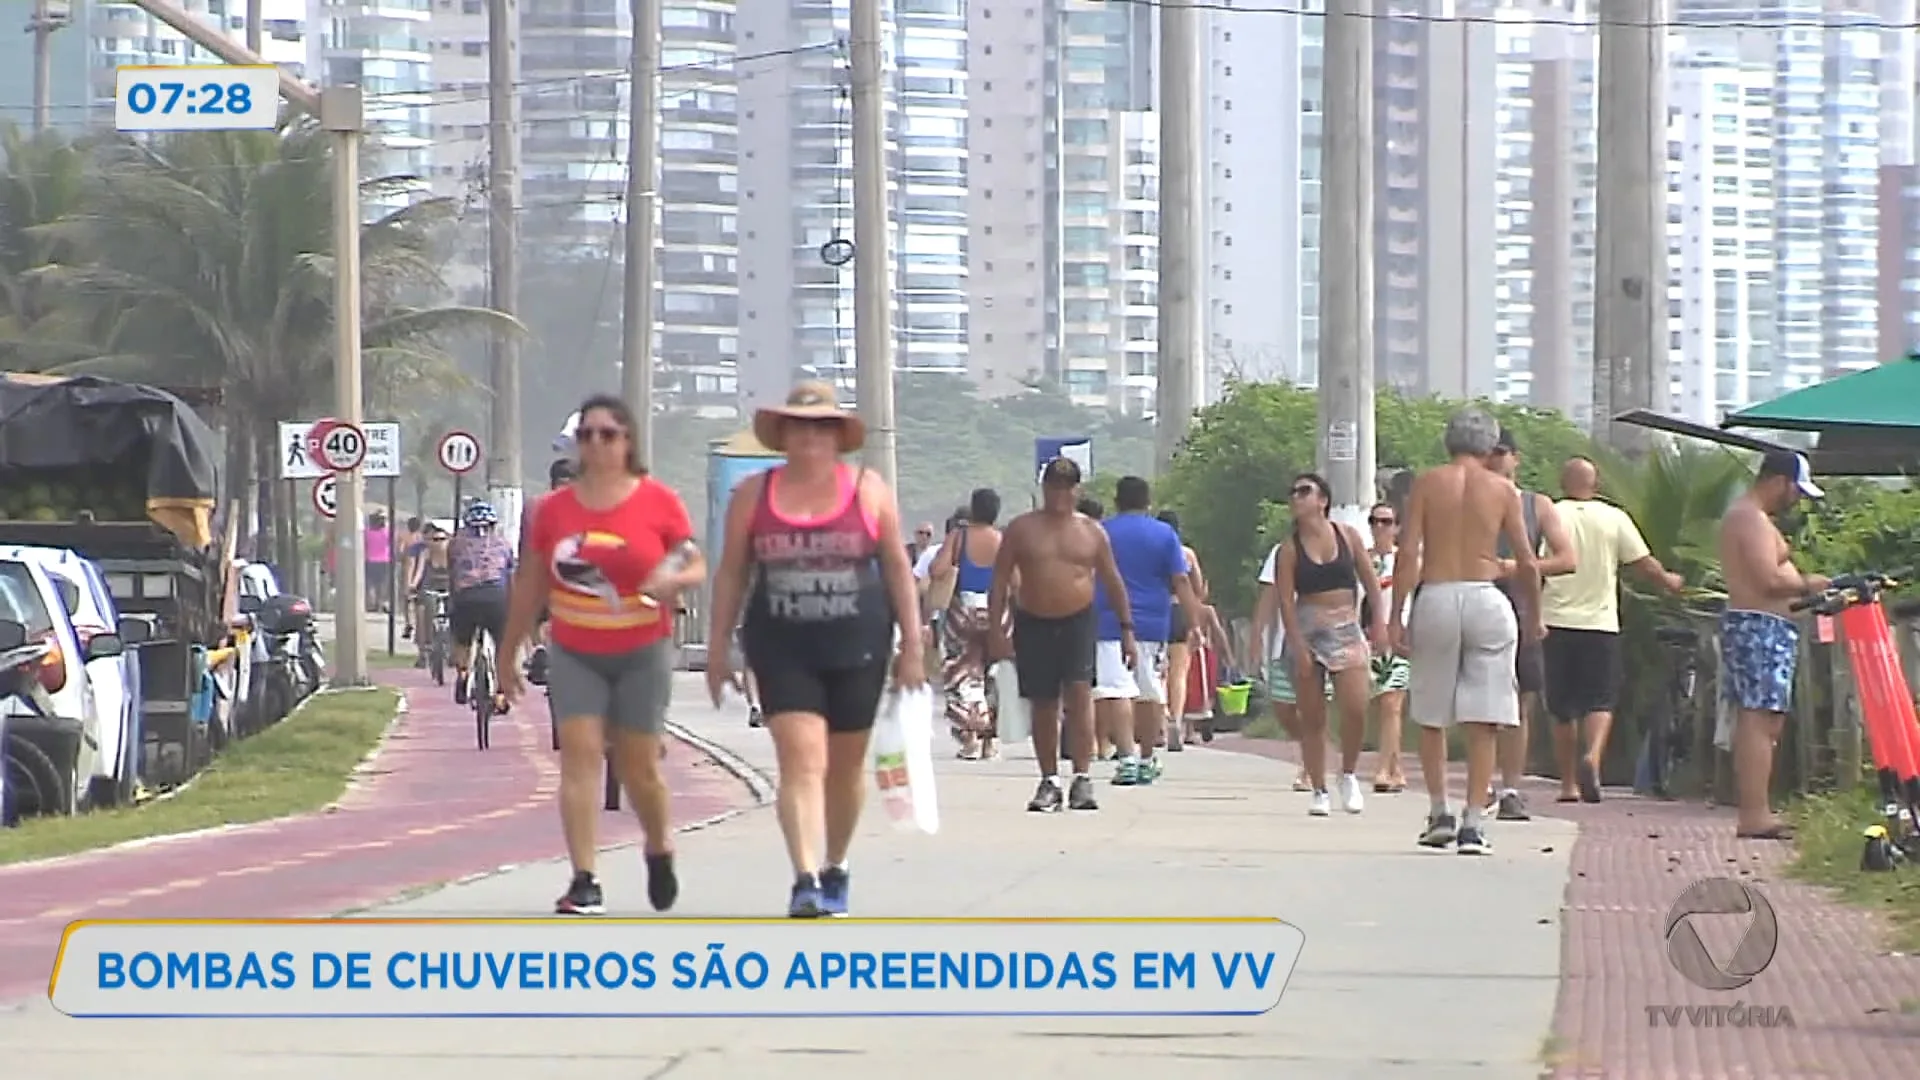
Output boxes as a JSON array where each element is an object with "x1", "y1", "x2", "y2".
[{"x1": 1542, "y1": 457, "x2": 1684, "y2": 803}]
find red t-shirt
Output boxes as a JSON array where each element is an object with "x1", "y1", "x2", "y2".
[{"x1": 527, "y1": 477, "x2": 693, "y2": 654}]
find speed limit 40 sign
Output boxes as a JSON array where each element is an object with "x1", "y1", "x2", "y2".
[
  {"x1": 437, "y1": 430, "x2": 481, "y2": 474},
  {"x1": 307, "y1": 419, "x2": 368, "y2": 472}
]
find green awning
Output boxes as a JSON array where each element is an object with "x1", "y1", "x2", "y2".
[{"x1": 1722, "y1": 354, "x2": 1920, "y2": 433}]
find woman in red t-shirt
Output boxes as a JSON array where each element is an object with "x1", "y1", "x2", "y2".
[{"x1": 499, "y1": 394, "x2": 706, "y2": 917}]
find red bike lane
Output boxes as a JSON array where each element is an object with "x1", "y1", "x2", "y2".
[{"x1": 0, "y1": 670, "x2": 755, "y2": 1001}]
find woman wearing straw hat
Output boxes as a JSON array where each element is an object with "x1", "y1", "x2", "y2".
[{"x1": 706, "y1": 380, "x2": 927, "y2": 917}]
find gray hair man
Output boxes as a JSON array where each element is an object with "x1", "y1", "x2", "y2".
[{"x1": 1389, "y1": 407, "x2": 1543, "y2": 855}]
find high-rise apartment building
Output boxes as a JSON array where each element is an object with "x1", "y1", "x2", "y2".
[
  {"x1": 1489, "y1": 2, "x2": 1597, "y2": 429},
  {"x1": 425, "y1": 2, "x2": 741, "y2": 412},
  {"x1": 892, "y1": 0, "x2": 969, "y2": 378},
  {"x1": 964, "y1": 0, "x2": 1057, "y2": 396},
  {"x1": 1372, "y1": 0, "x2": 1499, "y2": 398},
  {"x1": 1877, "y1": 0, "x2": 1920, "y2": 362},
  {"x1": 1055, "y1": 0, "x2": 1157, "y2": 412},
  {"x1": 1204, "y1": 4, "x2": 1314, "y2": 390},
  {"x1": 1676, "y1": 2, "x2": 1882, "y2": 389},
  {"x1": 1666, "y1": 48, "x2": 1778, "y2": 424},
  {"x1": 315, "y1": 0, "x2": 433, "y2": 206},
  {"x1": 657, "y1": 0, "x2": 741, "y2": 408},
  {"x1": 736, "y1": 1, "x2": 890, "y2": 411}
]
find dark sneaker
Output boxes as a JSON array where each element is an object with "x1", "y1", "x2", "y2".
[
  {"x1": 788, "y1": 873, "x2": 825, "y2": 918},
  {"x1": 555, "y1": 871, "x2": 604, "y2": 915},
  {"x1": 747, "y1": 706, "x2": 765, "y2": 729},
  {"x1": 1456, "y1": 826, "x2": 1491, "y2": 855},
  {"x1": 1027, "y1": 779, "x2": 1063, "y2": 813},
  {"x1": 644, "y1": 851, "x2": 678, "y2": 912},
  {"x1": 1496, "y1": 791, "x2": 1531, "y2": 821},
  {"x1": 453, "y1": 673, "x2": 469, "y2": 706},
  {"x1": 1418, "y1": 812, "x2": 1458, "y2": 849},
  {"x1": 1067, "y1": 775, "x2": 1099, "y2": 811},
  {"x1": 819, "y1": 866, "x2": 850, "y2": 917}
]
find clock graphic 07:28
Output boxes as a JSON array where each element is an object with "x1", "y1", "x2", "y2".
[{"x1": 115, "y1": 65, "x2": 281, "y2": 133}]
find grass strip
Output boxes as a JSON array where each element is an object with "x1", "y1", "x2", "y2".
[
  {"x1": 0, "y1": 687, "x2": 399, "y2": 865},
  {"x1": 1786, "y1": 786, "x2": 1920, "y2": 952}
]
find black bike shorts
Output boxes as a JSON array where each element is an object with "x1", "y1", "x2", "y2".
[
  {"x1": 747, "y1": 654, "x2": 890, "y2": 735},
  {"x1": 450, "y1": 584, "x2": 509, "y2": 649}
]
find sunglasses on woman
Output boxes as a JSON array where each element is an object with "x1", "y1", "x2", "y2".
[
  {"x1": 1370, "y1": 516, "x2": 1396, "y2": 527},
  {"x1": 1290, "y1": 485, "x2": 1317, "y2": 498}
]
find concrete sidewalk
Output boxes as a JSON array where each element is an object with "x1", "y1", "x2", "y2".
[{"x1": 0, "y1": 676, "x2": 1577, "y2": 1079}]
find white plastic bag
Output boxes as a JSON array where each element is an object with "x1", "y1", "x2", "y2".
[
  {"x1": 989, "y1": 659, "x2": 1030, "y2": 744},
  {"x1": 872, "y1": 684, "x2": 941, "y2": 834}
]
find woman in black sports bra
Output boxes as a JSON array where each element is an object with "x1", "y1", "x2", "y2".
[{"x1": 1270, "y1": 473, "x2": 1390, "y2": 816}]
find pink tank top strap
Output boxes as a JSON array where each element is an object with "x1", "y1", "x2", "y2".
[{"x1": 761, "y1": 463, "x2": 878, "y2": 540}]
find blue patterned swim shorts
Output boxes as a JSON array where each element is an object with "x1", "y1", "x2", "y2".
[{"x1": 1719, "y1": 609, "x2": 1799, "y2": 714}]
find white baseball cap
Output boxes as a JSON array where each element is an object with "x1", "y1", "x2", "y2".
[{"x1": 1760, "y1": 450, "x2": 1823, "y2": 499}]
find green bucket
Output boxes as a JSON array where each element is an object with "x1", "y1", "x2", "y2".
[{"x1": 1217, "y1": 680, "x2": 1253, "y2": 717}]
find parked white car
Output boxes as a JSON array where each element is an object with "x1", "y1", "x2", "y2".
[
  {"x1": 0, "y1": 547, "x2": 146, "y2": 816},
  {"x1": 18, "y1": 546, "x2": 152, "y2": 806}
]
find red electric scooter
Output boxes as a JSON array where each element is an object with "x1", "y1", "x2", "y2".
[{"x1": 1793, "y1": 569, "x2": 1920, "y2": 865}]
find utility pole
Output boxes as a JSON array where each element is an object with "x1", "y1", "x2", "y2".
[
  {"x1": 1528, "y1": 16, "x2": 1575, "y2": 417},
  {"x1": 1593, "y1": 0, "x2": 1669, "y2": 451},
  {"x1": 1154, "y1": 0, "x2": 1201, "y2": 476},
  {"x1": 849, "y1": 0, "x2": 897, "y2": 486},
  {"x1": 125, "y1": 0, "x2": 368, "y2": 686},
  {"x1": 1316, "y1": 0, "x2": 1376, "y2": 529},
  {"x1": 29, "y1": 0, "x2": 65, "y2": 134},
  {"x1": 246, "y1": 0, "x2": 262, "y2": 53},
  {"x1": 486, "y1": 0, "x2": 525, "y2": 533},
  {"x1": 622, "y1": 0, "x2": 660, "y2": 463}
]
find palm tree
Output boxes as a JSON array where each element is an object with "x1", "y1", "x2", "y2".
[
  {"x1": 0, "y1": 123, "x2": 91, "y2": 369},
  {"x1": 19, "y1": 121, "x2": 517, "y2": 564}
]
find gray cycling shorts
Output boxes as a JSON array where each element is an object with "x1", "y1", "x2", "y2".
[{"x1": 548, "y1": 639, "x2": 674, "y2": 735}]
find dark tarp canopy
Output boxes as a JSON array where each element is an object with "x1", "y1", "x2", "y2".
[{"x1": 0, "y1": 373, "x2": 219, "y2": 547}]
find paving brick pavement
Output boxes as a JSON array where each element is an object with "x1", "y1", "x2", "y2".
[
  {"x1": 1220, "y1": 730, "x2": 1920, "y2": 1078},
  {"x1": 0, "y1": 670, "x2": 754, "y2": 1002}
]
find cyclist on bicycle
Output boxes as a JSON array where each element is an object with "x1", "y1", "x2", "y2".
[
  {"x1": 450, "y1": 501, "x2": 515, "y2": 710},
  {"x1": 408, "y1": 520, "x2": 453, "y2": 666}
]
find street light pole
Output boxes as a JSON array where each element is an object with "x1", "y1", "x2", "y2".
[
  {"x1": 1317, "y1": 0, "x2": 1377, "y2": 528},
  {"x1": 126, "y1": 0, "x2": 368, "y2": 686},
  {"x1": 849, "y1": 0, "x2": 897, "y2": 486},
  {"x1": 623, "y1": 0, "x2": 660, "y2": 463}
]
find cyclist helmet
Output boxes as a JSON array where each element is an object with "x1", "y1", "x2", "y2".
[{"x1": 463, "y1": 501, "x2": 499, "y2": 530}]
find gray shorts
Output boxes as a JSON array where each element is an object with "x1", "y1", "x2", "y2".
[
  {"x1": 1407, "y1": 580, "x2": 1519, "y2": 730},
  {"x1": 548, "y1": 639, "x2": 674, "y2": 735}
]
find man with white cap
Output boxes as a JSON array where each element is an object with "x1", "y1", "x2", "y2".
[{"x1": 1717, "y1": 449, "x2": 1827, "y2": 841}]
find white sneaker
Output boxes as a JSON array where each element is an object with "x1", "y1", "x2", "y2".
[
  {"x1": 1308, "y1": 790, "x2": 1332, "y2": 816},
  {"x1": 1338, "y1": 773, "x2": 1365, "y2": 815}
]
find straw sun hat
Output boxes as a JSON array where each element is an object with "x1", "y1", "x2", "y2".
[{"x1": 752, "y1": 380, "x2": 866, "y2": 454}]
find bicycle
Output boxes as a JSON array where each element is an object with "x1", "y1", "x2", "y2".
[
  {"x1": 1639, "y1": 618, "x2": 1710, "y2": 799},
  {"x1": 470, "y1": 626, "x2": 497, "y2": 751},
  {"x1": 420, "y1": 590, "x2": 451, "y2": 687}
]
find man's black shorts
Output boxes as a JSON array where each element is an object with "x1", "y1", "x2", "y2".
[
  {"x1": 1541, "y1": 627, "x2": 1622, "y2": 721},
  {"x1": 450, "y1": 584, "x2": 509, "y2": 649},
  {"x1": 1012, "y1": 606, "x2": 1097, "y2": 701}
]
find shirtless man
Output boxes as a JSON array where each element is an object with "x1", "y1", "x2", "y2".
[
  {"x1": 989, "y1": 456, "x2": 1135, "y2": 813},
  {"x1": 1717, "y1": 450, "x2": 1827, "y2": 840},
  {"x1": 1391, "y1": 407, "x2": 1543, "y2": 855}
]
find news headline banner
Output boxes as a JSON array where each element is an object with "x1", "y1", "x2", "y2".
[{"x1": 50, "y1": 918, "x2": 1304, "y2": 1019}]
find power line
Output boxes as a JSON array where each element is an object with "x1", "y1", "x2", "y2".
[{"x1": 1092, "y1": 0, "x2": 1920, "y2": 30}]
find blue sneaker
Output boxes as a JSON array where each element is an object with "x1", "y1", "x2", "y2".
[
  {"x1": 818, "y1": 866, "x2": 850, "y2": 917},
  {"x1": 788, "y1": 873, "x2": 825, "y2": 918},
  {"x1": 1112, "y1": 758, "x2": 1141, "y2": 786}
]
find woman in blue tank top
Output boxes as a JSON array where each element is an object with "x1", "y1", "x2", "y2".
[{"x1": 928, "y1": 488, "x2": 1004, "y2": 759}]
